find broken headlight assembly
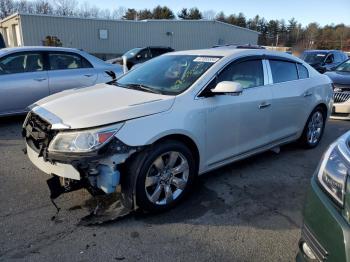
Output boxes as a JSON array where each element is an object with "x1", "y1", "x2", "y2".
[
  {"x1": 317, "y1": 140, "x2": 350, "y2": 206},
  {"x1": 48, "y1": 122, "x2": 124, "y2": 153}
]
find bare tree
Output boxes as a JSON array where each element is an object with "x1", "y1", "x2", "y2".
[
  {"x1": 0, "y1": 0, "x2": 15, "y2": 19},
  {"x1": 111, "y1": 6, "x2": 126, "y2": 19},
  {"x1": 35, "y1": 0, "x2": 53, "y2": 15},
  {"x1": 16, "y1": 0, "x2": 34, "y2": 14},
  {"x1": 99, "y1": 9, "x2": 111, "y2": 19},
  {"x1": 202, "y1": 10, "x2": 216, "y2": 20},
  {"x1": 78, "y1": 1, "x2": 99, "y2": 18},
  {"x1": 53, "y1": 0, "x2": 77, "y2": 16}
]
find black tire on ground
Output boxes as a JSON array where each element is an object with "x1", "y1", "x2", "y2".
[
  {"x1": 299, "y1": 106, "x2": 326, "y2": 149},
  {"x1": 123, "y1": 140, "x2": 197, "y2": 213}
]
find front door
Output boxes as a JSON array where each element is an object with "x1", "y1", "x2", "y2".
[
  {"x1": 202, "y1": 58, "x2": 272, "y2": 167},
  {"x1": 0, "y1": 51, "x2": 49, "y2": 115}
]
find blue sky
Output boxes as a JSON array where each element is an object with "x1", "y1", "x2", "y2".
[{"x1": 83, "y1": 0, "x2": 350, "y2": 26}]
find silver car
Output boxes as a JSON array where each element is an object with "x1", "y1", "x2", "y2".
[
  {"x1": 24, "y1": 47, "x2": 333, "y2": 214},
  {"x1": 0, "y1": 46, "x2": 123, "y2": 116}
]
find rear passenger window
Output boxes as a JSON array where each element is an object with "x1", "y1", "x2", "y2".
[
  {"x1": 49, "y1": 52, "x2": 92, "y2": 70},
  {"x1": 270, "y1": 60, "x2": 298, "y2": 83},
  {"x1": 217, "y1": 60, "x2": 264, "y2": 89},
  {"x1": 297, "y1": 64, "x2": 309, "y2": 79}
]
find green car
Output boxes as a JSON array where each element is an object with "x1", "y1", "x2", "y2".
[{"x1": 298, "y1": 131, "x2": 350, "y2": 261}]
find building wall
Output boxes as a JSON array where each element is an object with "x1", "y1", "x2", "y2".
[
  {"x1": 0, "y1": 14, "x2": 23, "y2": 47},
  {"x1": 3, "y1": 14, "x2": 259, "y2": 58}
]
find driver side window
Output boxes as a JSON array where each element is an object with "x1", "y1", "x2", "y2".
[{"x1": 217, "y1": 59, "x2": 264, "y2": 89}]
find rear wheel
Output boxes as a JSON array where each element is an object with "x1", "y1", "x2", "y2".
[
  {"x1": 128, "y1": 140, "x2": 196, "y2": 212},
  {"x1": 300, "y1": 107, "x2": 325, "y2": 148}
]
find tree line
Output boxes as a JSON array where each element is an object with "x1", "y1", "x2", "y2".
[{"x1": 1, "y1": 0, "x2": 349, "y2": 50}]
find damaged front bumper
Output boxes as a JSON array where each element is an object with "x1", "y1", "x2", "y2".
[{"x1": 23, "y1": 112, "x2": 141, "y2": 199}]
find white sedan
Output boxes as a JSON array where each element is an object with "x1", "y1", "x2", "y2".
[{"x1": 23, "y1": 47, "x2": 333, "y2": 213}]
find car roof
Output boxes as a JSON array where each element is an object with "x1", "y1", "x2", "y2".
[
  {"x1": 165, "y1": 47, "x2": 302, "y2": 62},
  {"x1": 303, "y1": 50, "x2": 343, "y2": 54},
  {"x1": 0, "y1": 46, "x2": 82, "y2": 56}
]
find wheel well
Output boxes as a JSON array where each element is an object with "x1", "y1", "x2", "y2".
[
  {"x1": 315, "y1": 103, "x2": 328, "y2": 119},
  {"x1": 153, "y1": 134, "x2": 200, "y2": 172}
]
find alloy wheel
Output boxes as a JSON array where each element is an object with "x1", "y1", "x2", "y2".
[
  {"x1": 145, "y1": 151, "x2": 189, "y2": 206},
  {"x1": 307, "y1": 111, "x2": 324, "y2": 145}
]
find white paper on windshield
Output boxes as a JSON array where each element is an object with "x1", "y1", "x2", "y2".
[
  {"x1": 193, "y1": 57, "x2": 220, "y2": 63},
  {"x1": 316, "y1": 54, "x2": 326, "y2": 57}
]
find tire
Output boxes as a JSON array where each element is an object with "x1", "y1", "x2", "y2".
[
  {"x1": 299, "y1": 106, "x2": 326, "y2": 149},
  {"x1": 125, "y1": 140, "x2": 197, "y2": 212}
]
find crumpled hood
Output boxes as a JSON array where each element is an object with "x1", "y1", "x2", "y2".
[{"x1": 34, "y1": 83, "x2": 175, "y2": 129}]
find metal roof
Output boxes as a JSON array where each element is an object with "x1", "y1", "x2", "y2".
[{"x1": 0, "y1": 13, "x2": 259, "y2": 35}]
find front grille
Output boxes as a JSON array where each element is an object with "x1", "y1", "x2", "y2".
[
  {"x1": 333, "y1": 92, "x2": 350, "y2": 103},
  {"x1": 23, "y1": 113, "x2": 55, "y2": 158},
  {"x1": 333, "y1": 84, "x2": 350, "y2": 91}
]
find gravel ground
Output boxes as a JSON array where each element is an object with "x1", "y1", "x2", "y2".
[{"x1": 0, "y1": 116, "x2": 349, "y2": 262}]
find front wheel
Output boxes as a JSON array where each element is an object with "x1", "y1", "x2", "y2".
[
  {"x1": 300, "y1": 107, "x2": 326, "y2": 148},
  {"x1": 131, "y1": 140, "x2": 197, "y2": 212}
]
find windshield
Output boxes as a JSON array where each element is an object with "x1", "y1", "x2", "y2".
[
  {"x1": 302, "y1": 52, "x2": 327, "y2": 64},
  {"x1": 115, "y1": 55, "x2": 221, "y2": 95},
  {"x1": 123, "y1": 48, "x2": 142, "y2": 58},
  {"x1": 335, "y1": 60, "x2": 350, "y2": 72}
]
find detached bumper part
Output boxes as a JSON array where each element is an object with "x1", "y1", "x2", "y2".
[{"x1": 27, "y1": 143, "x2": 80, "y2": 180}]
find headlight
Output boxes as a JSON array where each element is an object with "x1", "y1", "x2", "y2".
[
  {"x1": 317, "y1": 142, "x2": 349, "y2": 206},
  {"x1": 48, "y1": 123, "x2": 124, "y2": 153}
]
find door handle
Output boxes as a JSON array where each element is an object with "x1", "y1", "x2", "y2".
[
  {"x1": 259, "y1": 102, "x2": 271, "y2": 109},
  {"x1": 84, "y1": 74, "x2": 93, "y2": 77},
  {"x1": 303, "y1": 91, "x2": 313, "y2": 97},
  {"x1": 33, "y1": 78, "x2": 47, "y2": 82}
]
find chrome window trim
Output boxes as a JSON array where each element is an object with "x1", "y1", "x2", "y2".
[{"x1": 195, "y1": 56, "x2": 267, "y2": 99}]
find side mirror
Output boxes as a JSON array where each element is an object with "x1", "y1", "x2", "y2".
[{"x1": 211, "y1": 81, "x2": 243, "y2": 95}]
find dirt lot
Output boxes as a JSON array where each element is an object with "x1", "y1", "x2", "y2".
[{"x1": 0, "y1": 116, "x2": 349, "y2": 262}]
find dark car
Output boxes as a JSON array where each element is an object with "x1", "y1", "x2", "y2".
[
  {"x1": 325, "y1": 59, "x2": 350, "y2": 119},
  {"x1": 325, "y1": 59, "x2": 350, "y2": 90},
  {"x1": 301, "y1": 50, "x2": 348, "y2": 73},
  {"x1": 297, "y1": 131, "x2": 350, "y2": 262},
  {"x1": 0, "y1": 33, "x2": 6, "y2": 49},
  {"x1": 108, "y1": 46, "x2": 174, "y2": 69}
]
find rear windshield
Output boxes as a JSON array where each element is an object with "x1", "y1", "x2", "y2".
[{"x1": 302, "y1": 52, "x2": 327, "y2": 64}]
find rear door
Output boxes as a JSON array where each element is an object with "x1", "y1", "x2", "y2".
[
  {"x1": 47, "y1": 51, "x2": 97, "y2": 94},
  {"x1": 0, "y1": 51, "x2": 49, "y2": 115},
  {"x1": 267, "y1": 59, "x2": 312, "y2": 142}
]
